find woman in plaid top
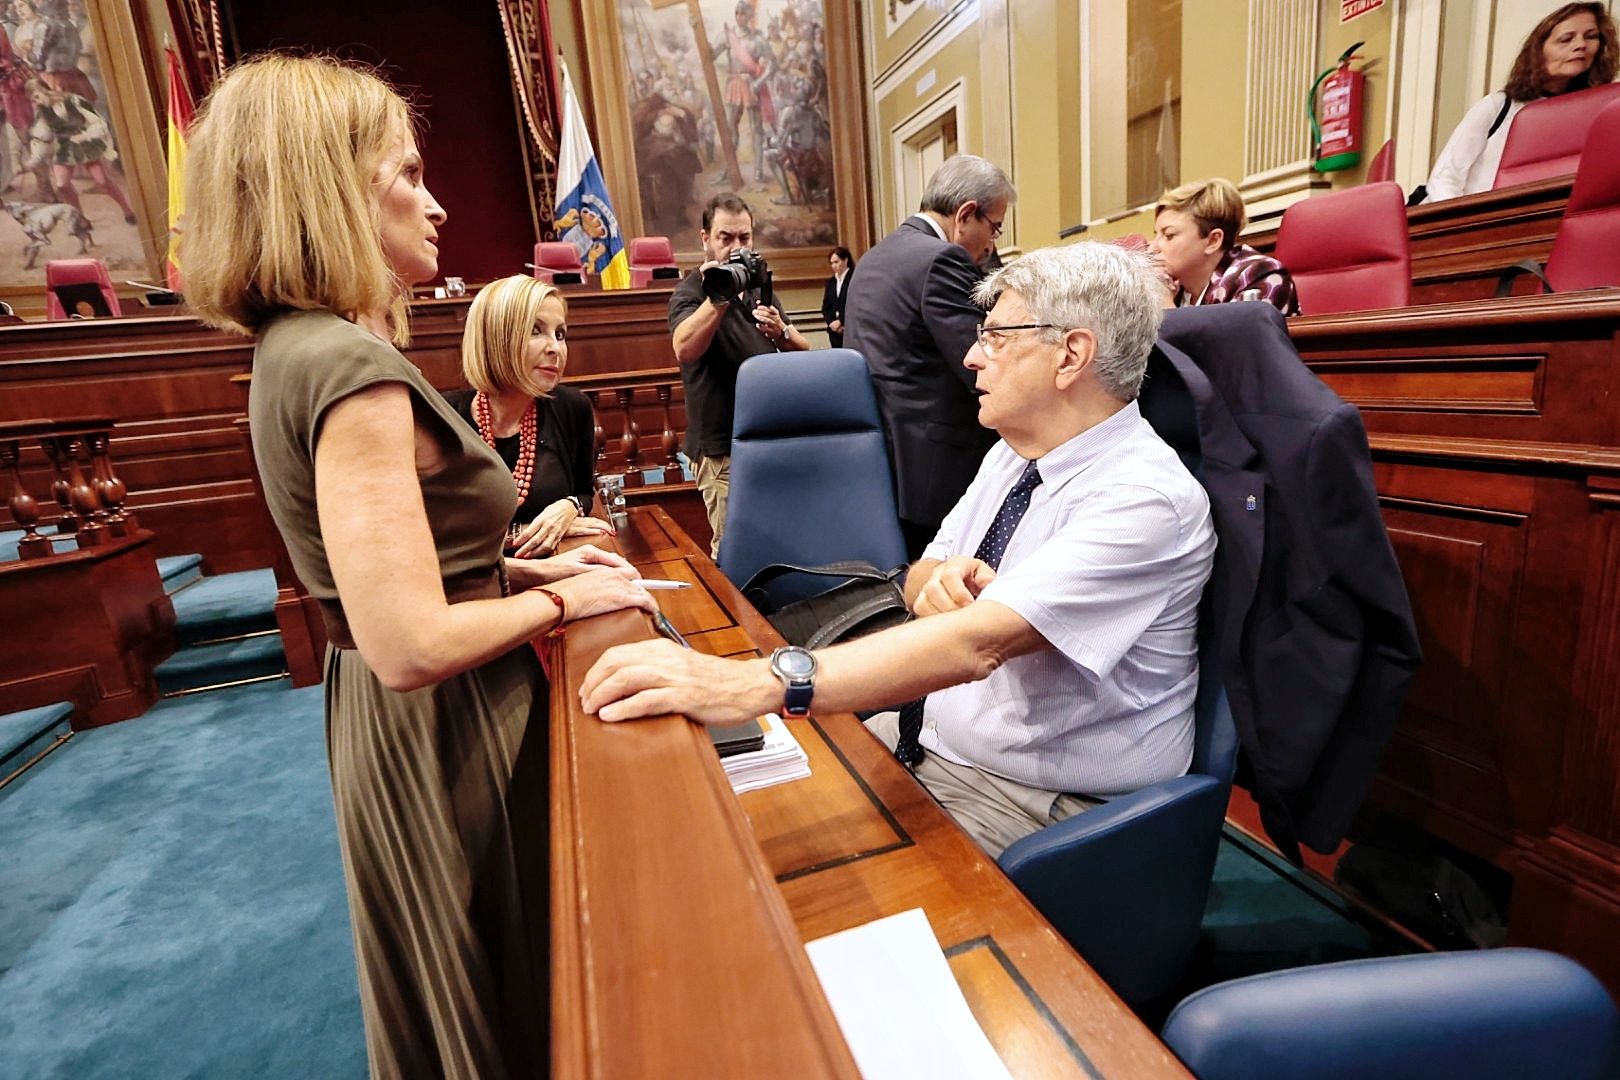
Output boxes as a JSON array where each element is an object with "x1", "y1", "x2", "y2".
[{"x1": 1150, "y1": 177, "x2": 1299, "y2": 317}]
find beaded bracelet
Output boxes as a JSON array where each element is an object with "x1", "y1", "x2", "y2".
[{"x1": 535, "y1": 587, "x2": 567, "y2": 638}]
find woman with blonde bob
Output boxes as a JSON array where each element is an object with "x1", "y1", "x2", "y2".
[
  {"x1": 1149, "y1": 177, "x2": 1299, "y2": 315},
  {"x1": 1424, "y1": 2, "x2": 1617, "y2": 202},
  {"x1": 181, "y1": 54, "x2": 653, "y2": 1078},
  {"x1": 448, "y1": 275, "x2": 613, "y2": 557}
]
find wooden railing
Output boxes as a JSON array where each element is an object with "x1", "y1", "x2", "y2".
[
  {"x1": 1, "y1": 416, "x2": 134, "y2": 559},
  {"x1": 0, "y1": 416, "x2": 174, "y2": 727},
  {"x1": 570, "y1": 366, "x2": 687, "y2": 479}
]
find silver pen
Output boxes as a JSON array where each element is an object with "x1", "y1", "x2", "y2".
[{"x1": 640, "y1": 579, "x2": 693, "y2": 590}]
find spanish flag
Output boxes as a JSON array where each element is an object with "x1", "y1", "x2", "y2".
[{"x1": 165, "y1": 48, "x2": 195, "y2": 291}]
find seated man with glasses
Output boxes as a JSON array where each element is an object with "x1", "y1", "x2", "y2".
[
  {"x1": 583, "y1": 243, "x2": 1216, "y2": 856},
  {"x1": 844, "y1": 153, "x2": 1015, "y2": 559}
]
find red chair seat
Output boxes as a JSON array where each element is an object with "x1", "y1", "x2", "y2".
[
  {"x1": 1493, "y1": 82, "x2": 1620, "y2": 190},
  {"x1": 1274, "y1": 181, "x2": 1411, "y2": 315},
  {"x1": 45, "y1": 258, "x2": 121, "y2": 320},
  {"x1": 532, "y1": 241, "x2": 584, "y2": 283},
  {"x1": 626, "y1": 235, "x2": 677, "y2": 289},
  {"x1": 1543, "y1": 99, "x2": 1620, "y2": 292}
]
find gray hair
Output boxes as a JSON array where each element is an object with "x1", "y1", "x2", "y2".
[
  {"x1": 972, "y1": 242, "x2": 1164, "y2": 401},
  {"x1": 919, "y1": 154, "x2": 1016, "y2": 215}
]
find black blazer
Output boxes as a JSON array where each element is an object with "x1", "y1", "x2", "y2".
[
  {"x1": 443, "y1": 384, "x2": 597, "y2": 527},
  {"x1": 842, "y1": 218, "x2": 994, "y2": 529},
  {"x1": 1139, "y1": 304, "x2": 1422, "y2": 859},
  {"x1": 821, "y1": 271, "x2": 850, "y2": 348}
]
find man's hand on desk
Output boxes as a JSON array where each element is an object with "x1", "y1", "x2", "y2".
[
  {"x1": 581, "y1": 639, "x2": 778, "y2": 725},
  {"x1": 911, "y1": 556, "x2": 996, "y2": 619}
]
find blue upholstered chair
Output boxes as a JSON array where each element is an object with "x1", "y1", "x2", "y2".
[
  {"x1": 996, "y1": 666, "x2": 1239, "y2": 1006},
  {"x1": 718, "y1": 349, "x2": 907, "y2": 601},
  {"x1": 1161, "y1": 949, "x2": 1620, "y2": 1080}
]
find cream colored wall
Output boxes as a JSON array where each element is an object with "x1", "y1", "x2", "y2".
[
  {"x1": 1319, "y1": 1, "x2": 1395, "y2": 191},
  {"x1": 864, "y1": 1, "x2": 1073, "y2": 255},
  {"x1": 868, "y1": 18, "x2": 987, "y2": 233},
  {"x1": 857, "y1": 0, "x2": 1410, "y2": 252}
]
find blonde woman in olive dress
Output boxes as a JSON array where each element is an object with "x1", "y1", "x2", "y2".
[{"x1": 180, "y1": 54, "x2": 655, "y2": 1079}]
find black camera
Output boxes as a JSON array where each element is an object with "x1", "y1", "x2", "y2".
[{"x1": 701, "y1": 248, "x2": 770, "y2": 304}]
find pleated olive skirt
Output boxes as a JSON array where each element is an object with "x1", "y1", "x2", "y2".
[{"x1": 324, "y1": 643, "x2": 549, "y2": 1080}]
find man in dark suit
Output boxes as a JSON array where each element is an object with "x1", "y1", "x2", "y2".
[
  {"x1": 844, "y1": 154, "x2": 1015, "y2": 559},
  {"x1": 820, "y1": 246, "x2": 853, "y2": 348}
]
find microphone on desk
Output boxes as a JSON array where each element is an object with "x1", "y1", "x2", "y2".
[{"x1": 126, "y1": 280, "x2": 185, "y2": 307}]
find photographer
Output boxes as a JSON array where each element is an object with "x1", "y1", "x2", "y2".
[{"x1": 670, "y1": 192, "x2": 809, "y2": 556}]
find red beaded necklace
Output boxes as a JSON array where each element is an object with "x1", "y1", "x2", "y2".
[{"x1": 472, "y1": 391, "x2": 537, "y2": 505}]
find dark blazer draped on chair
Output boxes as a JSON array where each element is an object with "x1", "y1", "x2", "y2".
[{"x1": 1139, "y1": 303, "x2": 1422, "y2": 860}]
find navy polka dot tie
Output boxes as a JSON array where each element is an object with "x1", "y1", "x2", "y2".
[{"x1": 895, "y1": 459, "x2": 1043, "y2": 768}]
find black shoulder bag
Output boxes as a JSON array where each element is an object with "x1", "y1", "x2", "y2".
[{"x1": 740, "y1": 560, "x2": 911, "y2": 649}]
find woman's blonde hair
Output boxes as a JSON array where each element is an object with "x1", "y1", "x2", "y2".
[
  {"x1": 180, "y1": 54, "x2": 415, "y2": 344},
  {"x1": 462, "y1": 275, "x2": 567, "y2": 399},
  {"x1": 1154, "y1": 177, "x2": 1247, "y2": 252},
  {"x1": 1504, "y1": 3, "x2": 1617, "y2": 101}
]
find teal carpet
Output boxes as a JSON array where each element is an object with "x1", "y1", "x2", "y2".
[
  {"x1": 0, "y1": 679, "x2": 366, "y2": 1079},
  {"x1": 1193, "y1": 828, "x2": 1408, "y2": 985},
  {"x1": 168, "y1": 568, "x2": 279, "y2": 644}
]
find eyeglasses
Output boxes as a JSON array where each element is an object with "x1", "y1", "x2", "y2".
[
  {"x1": 974, "y1": 322, "x2": 1061, "y2": 358},
  {"x1": 975, "y1": 209, "x2": 1005, "y2": 239}
]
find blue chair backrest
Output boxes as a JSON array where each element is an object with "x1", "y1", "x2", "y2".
[
  {"x1": 1162, "y1": 949, "x2": 1620, "y2": 1080},
  {"x1": 1190, "y1": 654, "x2": 1238, "y2": 785},
  {"x1": 718, "y1": 349, "x2": 907, "y2": 597}
]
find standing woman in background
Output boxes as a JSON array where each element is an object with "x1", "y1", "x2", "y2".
[
  {"x1": 446, "y1": 275, "x2": 614, "y2": 558},
  {"x1": 1423, "y1": 3, "x2": 1617, "y2": 202},
  {"x1": 821, "y1": 245, "x2": 853, "y2": 348},
  {"x1": 181, "y1": 55, "x2": 653, "y2": 1078}
]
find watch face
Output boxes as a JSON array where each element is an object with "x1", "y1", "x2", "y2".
[{"x1": 775, "y1": 648, "x2": 816, "y2": 679}]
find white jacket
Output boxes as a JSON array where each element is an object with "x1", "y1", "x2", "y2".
[{"x1": 1422, "y1": 92, "x2": 1524, "y2": 202}]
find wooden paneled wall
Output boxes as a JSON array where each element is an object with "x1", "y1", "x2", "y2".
[
  {"x1": 1290, "y1": 290, "x2": 1620, "y2": 992},
  {"x1": 0, "y1": 287, "x2": 683, "y2": 573}
]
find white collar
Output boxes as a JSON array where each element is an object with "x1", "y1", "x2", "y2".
[{"x1": 909, "y1": 213, "x2": 949, "y2": 242}]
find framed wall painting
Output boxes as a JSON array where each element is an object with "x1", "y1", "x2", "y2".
[
  {"x1": 0, "y1": 0, "x2": 166, "y2": 307},
  {"x1": 578, "y1": 0, "x2": 871, "y2": 285}
]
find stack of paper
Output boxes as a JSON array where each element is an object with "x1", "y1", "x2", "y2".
[
  {"x1": 722, "y1": 712, "x2": 811, "y2": 793},
  {"x1": 805, "y1": 908, "x2": 1014, "y2": 1080}
]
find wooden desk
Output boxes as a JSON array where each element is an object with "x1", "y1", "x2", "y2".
[
  {"x1": 546, "y1": 506, "x2": 1188, "y2": 1078},
  {"x1": 0, "y1": 291, "x2": 688, "y2": 573}
]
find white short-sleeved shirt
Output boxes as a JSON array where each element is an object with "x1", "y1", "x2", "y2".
[{"x1": 919, "y1": 401, "x2": 1216, "y2": 795}]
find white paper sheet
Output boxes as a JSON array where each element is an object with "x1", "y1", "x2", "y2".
[{"x1": 805, "y1": 908, "x2": 1014, "y2": 1080}]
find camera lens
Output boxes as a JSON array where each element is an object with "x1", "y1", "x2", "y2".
[{"x1": 702, "y1": 261, "x2": 751, "y2": 303}]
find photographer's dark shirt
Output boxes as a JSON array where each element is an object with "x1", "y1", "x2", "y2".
[{"x1": 669, "y1": 270, "x2": 782, "y2": 458}]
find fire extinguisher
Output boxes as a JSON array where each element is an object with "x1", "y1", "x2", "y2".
[{"x1": 1310, "y1": 42, "x2": 1366, "y2": 173}]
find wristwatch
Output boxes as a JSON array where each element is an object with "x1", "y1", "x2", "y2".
[{"x1": 768, "y1": 646, "x2": 818, "y2": 717}]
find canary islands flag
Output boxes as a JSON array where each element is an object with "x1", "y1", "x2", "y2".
[
  {"x1": 555, "y1": 65, "x2": 629, "y2": 289},
  {"x1": 165, "y1": 48, "x2": 195, "y2": 291}
]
